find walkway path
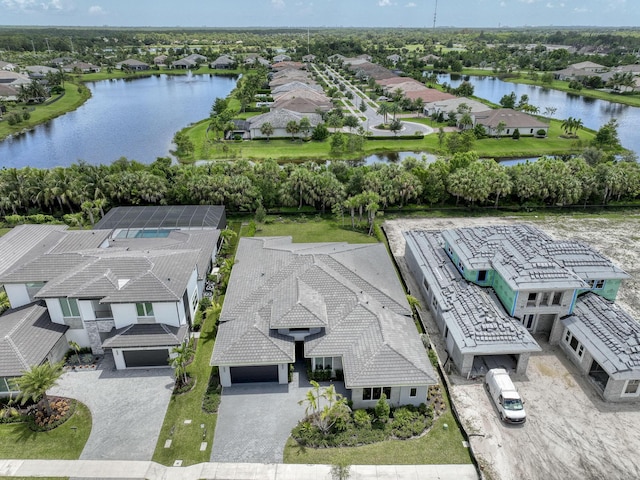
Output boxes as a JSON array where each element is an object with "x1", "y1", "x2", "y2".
[{"x1": 0, "y1": 459, "x2": 479, "y2": 480}]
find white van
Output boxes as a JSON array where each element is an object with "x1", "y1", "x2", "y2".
[{"x1": 485, "y1": 368, "x2": 526, "y2": 424}]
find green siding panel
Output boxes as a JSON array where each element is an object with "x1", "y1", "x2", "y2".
[{"x1": 492, "y1": 272, "x2": 517, "y2": 314}]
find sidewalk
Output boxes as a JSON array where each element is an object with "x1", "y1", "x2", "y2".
[{"x1": 0, "y1": 459, "x2": 478, "y2": 479}]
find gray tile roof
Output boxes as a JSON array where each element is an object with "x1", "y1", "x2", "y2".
[
  {"x1": 0, "y1": 225, "x2": 68, "y2": 279},
  {"x1": 441, "y1": 225, "x2": 628, "y2": 290},
  {"x1": 0, "y1": 302, "x2": 67, "y2": 377},
  {"x1": 101, "y1": 323, "x2": 188, "y2": 349},
  {"x1": 404, "y1": 230, "x2": 541, "y2": 355},
  {"x1": 0, "y1": 226, "x2": 212, "y2": 304},
  {"x1": 564, "y1": 293, "x2": 640, "y2": 379},
  {"x1": 247, "y1": 109, "x2": 322, "y2": 130},
  {"x1": 474, "y1": 108, "x2": 549, "y2": 130},
  {"x1": 211, "y1": 237, "x2": 437, "y2": 388}
]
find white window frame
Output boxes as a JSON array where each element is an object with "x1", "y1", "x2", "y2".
[
  {"x1": 622, "y1": 379, "x2": 640, "y2": 397},
  {"x1": 363, "y1": 386, "x2": 392, "y2": 401},
  {"x1": 136, "y1": 302, "x2": 154, "y2": 318},
  {"x1": 314, "y1": 357, "x2": 333, "y2": 370},
  {"x1": 191, "y1": 290, "x2": 198, "y2": 311},
  {"x1": 409, "y1": 387, "x2": 417, "y2": 397},
  {"x1": 59, "y1": 298, "x2": 80, "y2": 318}
]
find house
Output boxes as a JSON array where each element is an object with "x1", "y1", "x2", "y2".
[
  {"x1": 404, "y1": 225, "x2": 640, "y2": 402},
  {"x1": 554, "y1": 61, "x2": 607, "y2": 80},
  {"x1": 423, "y1": 97, "x2": 488, "y2": 117},
  {"x1": 271, "y1": 88, "x2": 332, "y2": 113},
  {"x1": 301, "y1": 54, "x2": 316, "y2": 62},
  {"x1": 210, "y1": 237, "x2": 437, "y2": 408},
  {"x1": 0, "y1": 61, "x2": 16, "y2": 71},
  {"x1": 63, "y1": 61, "x2": 101, "y2": 74},
  {"x1": 244, "y1": 54, "x2": 271, "y2": 67},
  {"x1": 0, "y1": 71, "x2": 31, "y2": 86},
  {"x1": 0, "y1": 302, "x2": 68, "y2": 396},
  {"x1": 273, "y1": 54, "x2": 291, "y2": 62},
  {"x1": 0, "y1": 84, "x2": 19, "y2": 101},
  {"x1": 272, "y1": 81, "x2": 324, "y2": 96},
  {"x1": 117, "y1": 59, "x2": 150, "y2": 71},
  {"x1": 153, "y1": 55, "x2": 168, "y2": 66},
  {"x1": 0, "y1": 206, "x2": 225, "y2": 372},
  {"x1": 171, "y1": 54, "x2": 207, "y2": 69},
  {"x1": 210, "y1": 55, "x2": 236, "y2": 70},
  {"x1": 246, "y1": 109, "x2": 322, "y2": 139},
  {"x1": 24, "y1": 65, "x2": 59, "y2": 78},
  {"x1": 386, "y1": 54, "x2": 402, "y2": 65},
  {"x1": 473, "y1": 108, "x2": 548, "y2": 137}
]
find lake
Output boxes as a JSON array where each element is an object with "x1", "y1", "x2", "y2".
[
  {"x1": 440, "y1": 74, "x2": 639, "y2": 155},
  {"x1": 0, "y1": 73, "x2": 238, "y2": 169}
]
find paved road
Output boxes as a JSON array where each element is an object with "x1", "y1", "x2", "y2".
[{"x1": 51, "y1": 353, "x2": 175, "y2": 461}]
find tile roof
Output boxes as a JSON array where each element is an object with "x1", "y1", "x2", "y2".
[
  {"x1": 441, "y1": 224, "x2": 628, "y2": 290},
  {"x1": 0, "y1": 225, "x2": 68, "y2": 278},
  {"x1": 565, "y1": 293, "x2": 640, "y2": 378},
  {"x1": 248, "y1": 109, "x2": 322, "y2": 130},
  {"x1": 0, "y1": 302, "x2": 67, "y2": 377},
  {"x1": 211, "y1": 237, "x2": 436, "y2": 387},
  {"x1": 404, "y1": 230, "x2": 541, "y2": 355},
  {"x1": 474, "y1": 109, "x2": 549, "y2": 130},
  {"x1": 101, "y1": 323, "x2": 188, "y2": 349}
]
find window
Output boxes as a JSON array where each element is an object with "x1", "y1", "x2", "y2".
[
  {"x1": 363, "y1": 387, "x2": 392, "y2": 401},
  {"x1": 457, "y1": 261, "x2": 464, "y2": 273},
  {"x1": 527, "y1": 292, "x2": 537, "y2": 307},
  {"x1": 541, "y1": 292, "x2": 550, "y2": 305},
  {"x1": 564, "y1": 330, "x2": 584, "y2": 359},
  {"x1": 624, "y1": 380, "x2": 640, "y2": 396},
  {"x1": 315, "y1": 357, "x2": 332, "y2": 370},
  {"x1": 447, "y1": 245, "x2": 453, "y2": 256},
  {"x1": 506, "y1": 129, "x2": 510, "y2": 134},
  {"x1": 136, "y1": 302, "x2": 154, "y2": 317},
  {"x1": 59, "y1": 298, "x2": 80, "y2": 318},
  {"x1": 552, "y1": 292, "x2": 562, "y2": 306},
  {"x1": 191, "y1": 290, "x2": 198, "y2": 311},
  {"x1": 595, "y1": 280, "x2": 605, "y2": 289},
  {"x1": 410, "y1": 387, "x2": 417, "y2": 397},
  {"x1": 523, "y1": 314, "x2": 534, "y2": 329},
  {"x1": 423, "y1": 278, "x2": 430, "y2": 292},
  {"x1": 477, "y1": 270, "x2": 487, "y2": 282}
]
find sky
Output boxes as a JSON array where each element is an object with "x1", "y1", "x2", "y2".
[{"x1": 0, "y1": 0, "x2": 638, "y2": 28}]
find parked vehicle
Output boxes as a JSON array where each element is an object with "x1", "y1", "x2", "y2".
[{"x1": 485, "y1": 368, "x2": 526, "y2": 424}]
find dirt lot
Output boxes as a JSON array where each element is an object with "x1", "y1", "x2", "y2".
[{"x1": 384, "y1": 214, "x2": 640, "y2": 480}]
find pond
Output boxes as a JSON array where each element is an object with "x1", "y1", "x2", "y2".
[
  {"x1": 0, "y1": 73, "x2": 238, "y2": 169},
  {"x1": 439, "y1": 74, "x2": 640, "y2": 155}
]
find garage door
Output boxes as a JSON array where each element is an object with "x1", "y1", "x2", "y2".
[
  {"x1": 230, "y1": 365, "x2": 278, "y2": 383},
  {"x1": 123, "y1": 349, "x2": 170, "y2": 368}
]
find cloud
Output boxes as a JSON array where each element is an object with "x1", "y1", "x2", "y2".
[
  {"x1": 378, "y1": 0, "x2": 396, "y2": 5},
  {"x1": 1, "y1": 0, "x2": 72, "y2": 12},
  {"x1": 271, "y1": 0, "x2": 285, "y2": 8},
  {"x1": 405, "y1": 1, "x2": 416, "y2": 6},
  {"x1": 88, "y1": 5, "x2": 105, "y2": 15}
]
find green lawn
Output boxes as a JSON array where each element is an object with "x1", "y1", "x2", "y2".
[
  {"x1": 255, "y1": 217, "x2": 379, "y2": 243},
  {"x1": 0, "y1": 83, "x2": 90, "y2": 142},
  {"x1": 151, "y1": 296, "x2": 220, "y2": 467},
  {"x1": 283, "y1": 411, "x2": 471, "y2": 465},
  {"x1": 0, "y1": 402, "x2": 91, "y2": 460}
]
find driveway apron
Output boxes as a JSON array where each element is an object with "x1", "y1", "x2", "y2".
[
  {"x1": 50, "y1": 353, "x2": 175, "y2": 461},
  {"x1": 211, "y1": 365, "x2": 346, "y2": 463}
]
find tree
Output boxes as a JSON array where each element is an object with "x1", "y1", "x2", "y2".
[
  {"x1": 259, "y1": 122, "x2": 274, "y2": 142},
  {"x1": 170, "y1": 343, "x2": 195, "y2": 385},
  {"x1": 389, "y1": 118, "x2": 403, "y2": 136},
  {"x1": 299, "y1": 117, "x2": 312, "y2": 138},
  {"x1": 376, "y1": 103, "x2": 390, "y2": 124},
  {"x1": 374, "y1": 393, "x2": 390, "y2": 422},
  {"x1": 495, "y1": 121, "x2": 507, "y2": 138},
  {"x1": 593, "y1": 119, "x2": 621, "y2": 150},
  {"x1": 499, "y1": 92, "x2": 517, "y2": 109},
  {"x1": 453, "y1": 81, "x2": 474, "y2": 97},
  {"x1": 458, "y1": 113, "x2": 473, "y2": 131},
  {"x1": 286, "y1": 120, "x2": 300, "y2": 141},
  {"x1": 16, "y1": 362, "x2": 64, "y2": 416},
  {"x1": 343, "y1": 115, "x2": 359, "y2": 133}
]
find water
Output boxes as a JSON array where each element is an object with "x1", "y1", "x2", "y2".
[
  {"x1": 0, "y1": 73, "x2": 238, "y2": 168},
  {"x1": 440, "y1": 74, "x2": 639, "y2": 155}
]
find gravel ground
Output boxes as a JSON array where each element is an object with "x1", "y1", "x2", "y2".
[{"x1": 383, "y1": 214, "x2": 640, "y2": 480}]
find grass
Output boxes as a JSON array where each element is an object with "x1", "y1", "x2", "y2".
[
  {"x1": 79, "y1": 67, "x2": 241, "y2": 83},
  {"x1": 0, "y1": 83, "x2": 90, "y2": 141},
  {"x1": 151, "y1": 223, "x2": 243, "y2": 467},
  {"x1": 283, "y1": 411, "x2": 471, "y2": 465},
  {"x1": 151, "y1": 297, "x2": 220, "y2": 466},
  {"x1": 255, "y1": 216, "x2": 379, "y2": 243},
  {"x1": 0, "y1": 402, "x2": 91, "y2": 460}
]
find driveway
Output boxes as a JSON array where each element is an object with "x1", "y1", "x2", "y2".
[
  {"x1": 50, "y1": 353, "x2": 175, "y2": 461},
  {"x1": 211, "y1": 364, "x2": 347, "y2": 463}
]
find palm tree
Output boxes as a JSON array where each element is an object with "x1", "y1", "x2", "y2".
[
  {"x1": 286, "y1": 120, "x2": 300, "y2": 141},
  {"x1": 376, "y1": 103, "x2": 390, "y2": 124},
  {"x1": 170, "y1": 343, "x2": 195, "y2": 385},
  {"x1": 16, "y1": 362, "x2": 64, "y2": 416},
  {"x1": 68, "y1": 341, "x2": 81, "y2": 365},
  {"x1": 561, "y1": 117, "x2": 576, "y2": 136}
]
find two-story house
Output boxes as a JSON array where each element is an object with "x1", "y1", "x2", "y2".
[{"x1": 404, "y1": 224, "x2": 639, "y2": 402}]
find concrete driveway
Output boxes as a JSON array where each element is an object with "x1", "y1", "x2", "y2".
[
  {"x1": 211, "y1": 365, "x2": 347, "y2": 463},
  {"x1": 50, "y1": 353, "x2": 175, "y2": 461}
]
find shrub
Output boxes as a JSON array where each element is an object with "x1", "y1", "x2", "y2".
[
  {"x1": 22, "y1": 111, "x2": 30, "y2": 121},
  {"x1": 374, "y1": 394, "x2": 390, "y2": 422},
  {"x1": 353, "y1": 409, "x2": 372, "y2": 429},
  {"x1": 255, "y1": 204, "x2": 267, "y2": 223},
  {"x1": 536, "y1": 129, "x2": 547, "y2": 138},
  {"x1": 512, "y1": 128, "x2": 520, "y2": 140},
  {"x1": 311, "y1": 123, "x2": 329, "y2": 141},
  {"x1": 390, "y1": 407, "x2": 427, "y2": 439},
  {"x1": 202, "y1": 369, "x2": 222, "y2": 413}
]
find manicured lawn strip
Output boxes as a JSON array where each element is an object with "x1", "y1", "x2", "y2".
[
  {"x1": 283, "y1": 411, "x2": 471, "y2": 465},
  {"x1": 151, "y1": 295, "x2": 219, "y2": 466},
  {"x1": 0, "y1": 402, "x2": 91, "y2": 460},
  {"x1": 255, "y1": 217, "x2": 378, "y2": 243},
  {"x1": 0, "y1": 83, "x2": 89, "y2": 141},
  {"x1": 80, "y1": 67, "x2": 242, "y2": 83},
  {"x1": 152, "y1": 223, "x2": 241, "y2": 466}
]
